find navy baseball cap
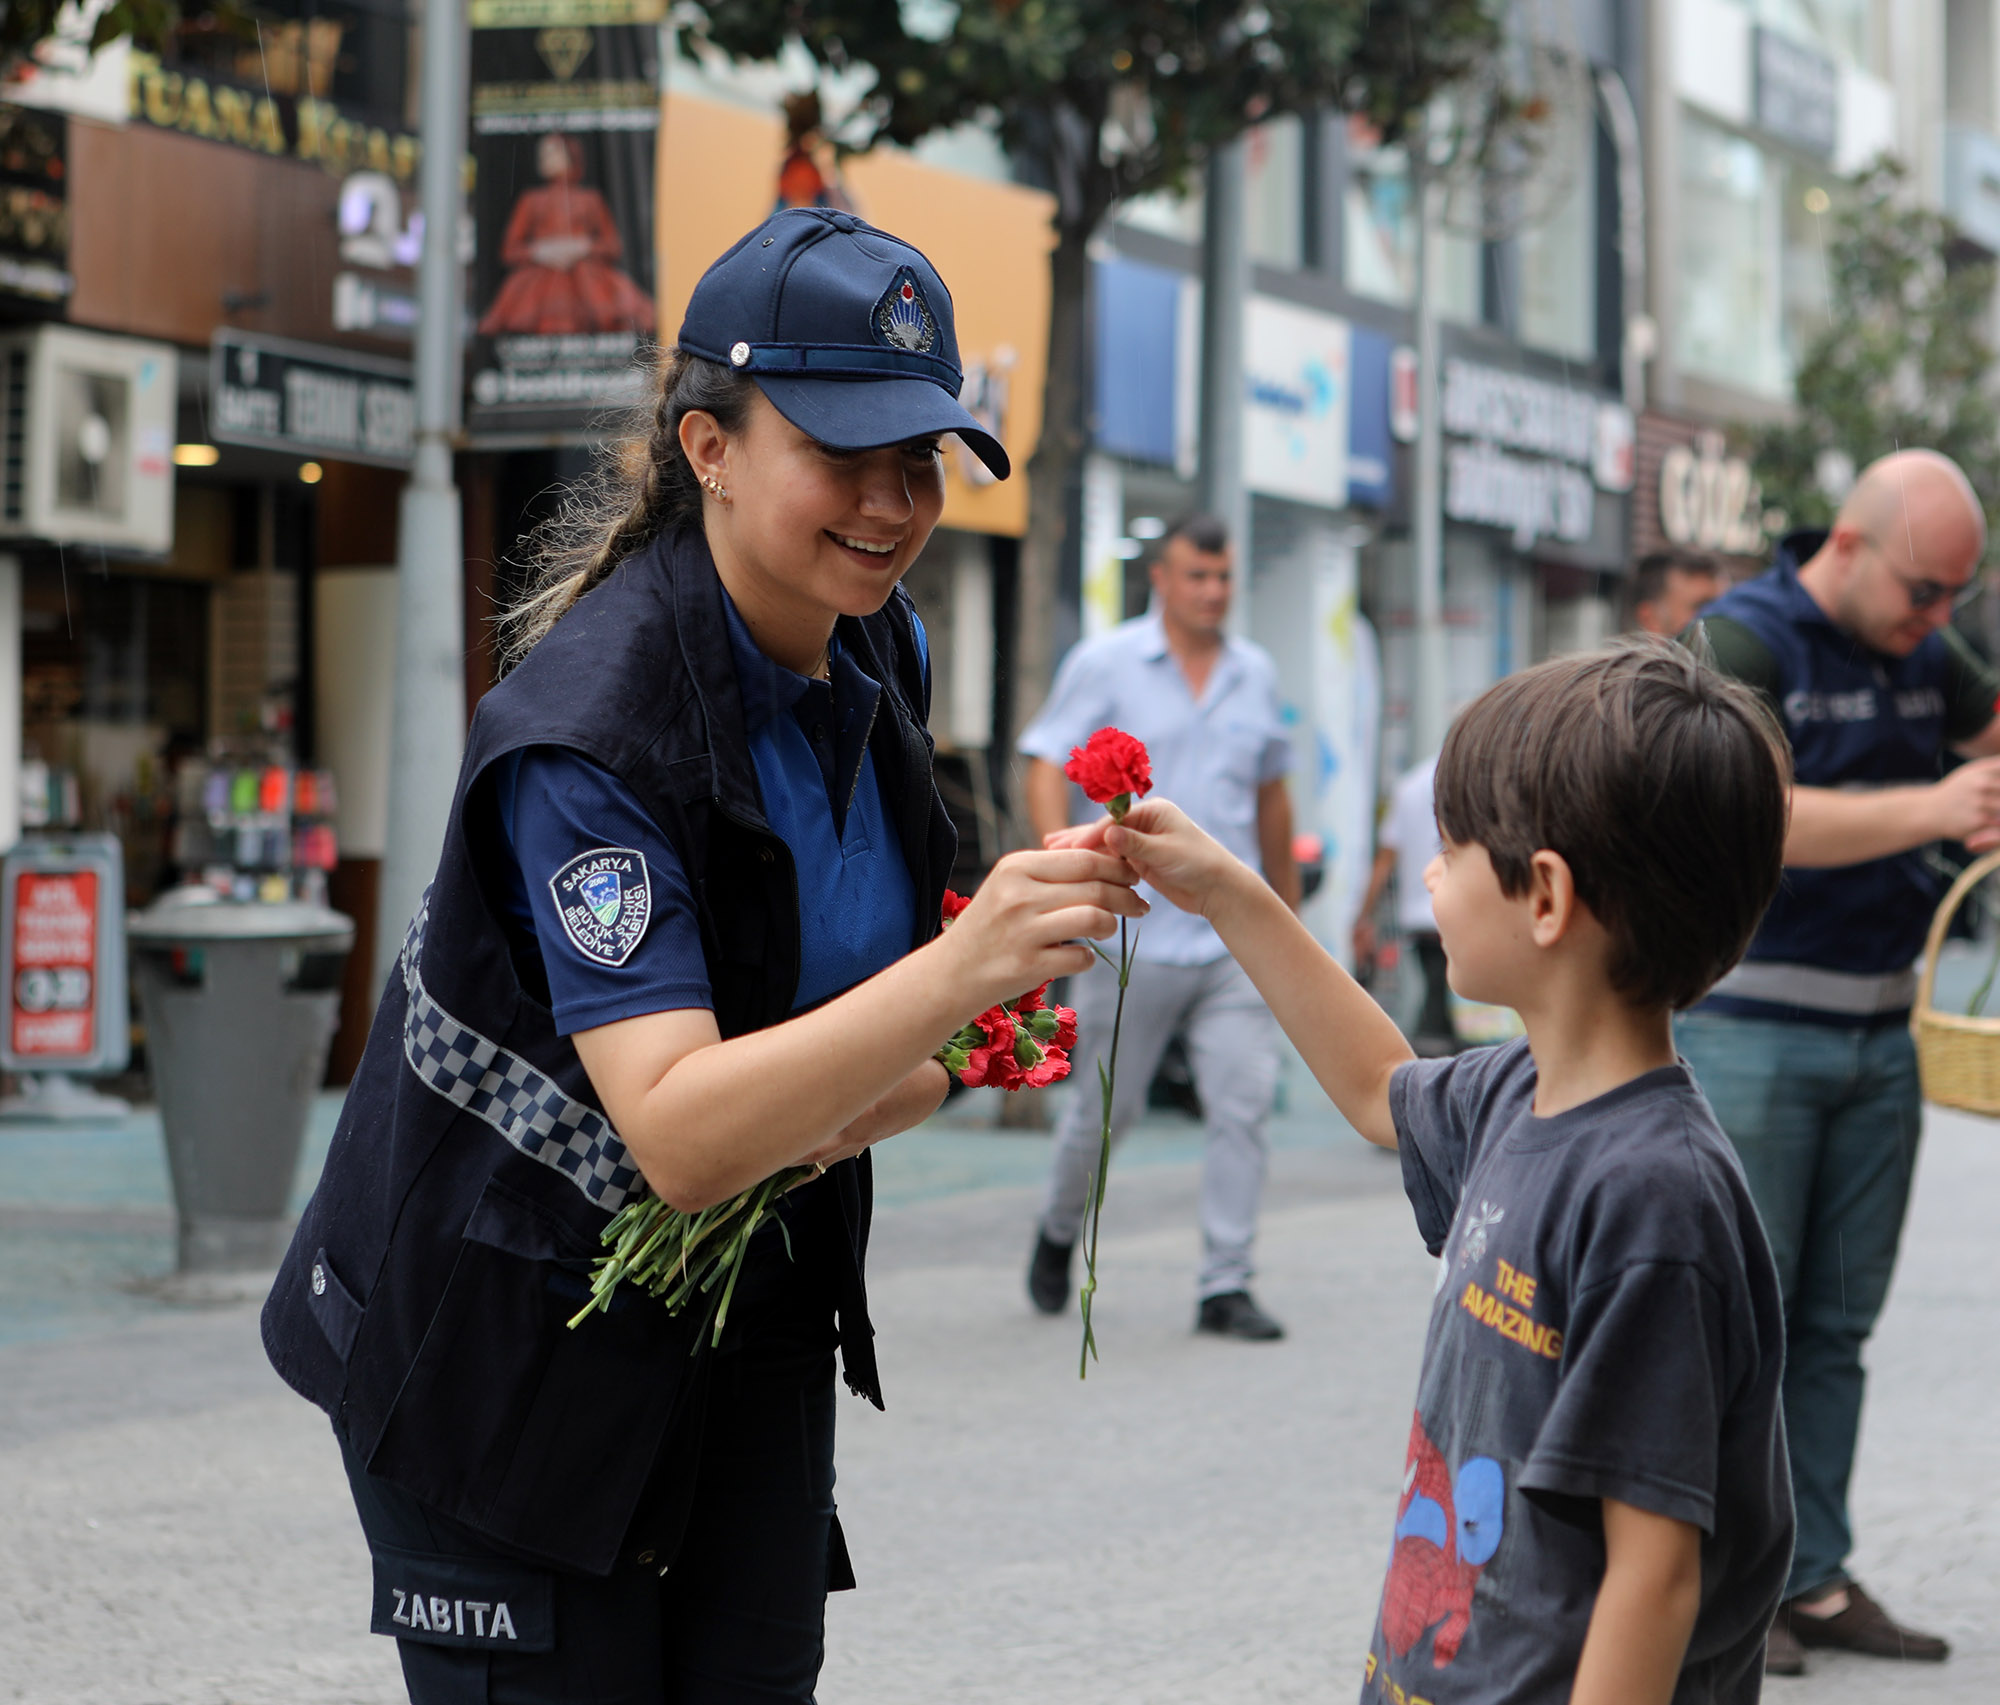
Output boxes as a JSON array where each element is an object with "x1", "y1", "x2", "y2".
[{"x1": 677, "y1": 206, "x2": 1010, "y2": 480}]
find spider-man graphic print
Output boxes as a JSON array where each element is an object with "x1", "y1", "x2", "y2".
[{"x1": 1381, "y1": 1413, "x2": 1505, "y2": 1667}]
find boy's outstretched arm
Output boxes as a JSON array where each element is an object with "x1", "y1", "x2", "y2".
[
  {"x1": 1571, "y1": 1500, "x2": 1702, "y2": 1705},
  {"x1": 1061, "y1": 799, "x2": 1412, "y2": 1148}
]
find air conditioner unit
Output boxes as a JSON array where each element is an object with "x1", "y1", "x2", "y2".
[{"x1": 0, "y1": 326, "x2": 176, "y2": 555}]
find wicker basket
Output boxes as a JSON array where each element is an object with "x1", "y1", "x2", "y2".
[{"x1": 1914, "y1": 847, "x2": 2000, "y2": 1114}]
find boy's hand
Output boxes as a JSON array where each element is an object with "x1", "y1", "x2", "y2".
[
  {"x1": 937, "y1": 847, "x2": 1147, "y2": 1008},
  {"x1": 1047, "y1": 797, "x2": 1251, "y2": 919}
]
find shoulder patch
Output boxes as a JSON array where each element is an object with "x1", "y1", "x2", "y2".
[{"x1": 548, "y1": 846, "x2": 652, "y2": 967}]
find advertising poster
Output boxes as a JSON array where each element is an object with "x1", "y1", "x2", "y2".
[
  {"x1": 466, "y1": 0, "x2": 661, "y2": 438},
  {"x1": 9, "y1": 868, "x2": 98, "y2": 1059}
]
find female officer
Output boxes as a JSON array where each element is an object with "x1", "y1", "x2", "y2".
[{"x1": 261, "y1": 206, "x2": 1143, "y2": 1702}]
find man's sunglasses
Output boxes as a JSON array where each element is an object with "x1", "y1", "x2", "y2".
[{"x1": 1890, "y1": 566, "x2": 1984, "y2": 613}]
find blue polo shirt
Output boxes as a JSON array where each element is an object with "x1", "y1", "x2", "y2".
[
  {"x1": 1019, "y1": 610, "x2": 1291, "y2": 966},
  {"x1": 487, "y1": 592, "x2": 921, "y2": 1033}
]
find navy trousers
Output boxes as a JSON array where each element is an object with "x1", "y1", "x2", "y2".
[{"x1": 343, "y1": 1336, "x2": 844, "y2": 1704}]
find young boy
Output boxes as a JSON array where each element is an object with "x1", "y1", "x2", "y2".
[{"x1": 1071, "y1": 642, "x2": 1796, "y2": 1703}]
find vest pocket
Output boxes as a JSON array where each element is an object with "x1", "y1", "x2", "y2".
[
  {"x1": 306, "y1": 1246, "x2": 363, "y2": 1365},
  {"x1": 370, "y1": 1168, "x2": 697, "y2": 1574}
]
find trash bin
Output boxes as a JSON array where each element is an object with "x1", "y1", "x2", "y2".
[{"x1": 128, "y1": 893, "x2": 355, "y2": 1272}]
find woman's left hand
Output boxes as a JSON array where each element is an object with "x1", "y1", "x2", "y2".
[{"x1": 795, "y1": 1058, "x2": 950, "y2": 1176}]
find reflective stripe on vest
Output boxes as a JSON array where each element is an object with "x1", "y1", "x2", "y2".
[
  {"x1": 1708, "y1": 959, "x2": 1918, "y2": 1016},
  {"x1": 399, "y1": 895, "x2": 649, "y2": 1213}
]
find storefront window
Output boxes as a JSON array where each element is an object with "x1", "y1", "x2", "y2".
[
  {"x1": 22, "y1": 567, "x2": 212, "y2": 903},
  {"x1": 1678, "y1": 113, "x2": 1784, "y2": 393},
  {"x1": 1732, "y1": 0, "x2": 1880, "y2": 72},
  {"x1": 1342, "y1": 121, "x2": 1479, "y2": 322},
  {"x1": 1678, "y1": 109, "x2": 1836, "y2": 396},
  {"x1": 1516, "y1": 108, "x2": 1597, "y2": 360}
]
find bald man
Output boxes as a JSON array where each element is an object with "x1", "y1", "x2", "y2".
[{"x1": 1678, "y1": 451, "x2": 2000, "y2": 1676}]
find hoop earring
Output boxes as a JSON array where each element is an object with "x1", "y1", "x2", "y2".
[{"x1": 701, "y1": 474, "x2": 730, "y2": 502}]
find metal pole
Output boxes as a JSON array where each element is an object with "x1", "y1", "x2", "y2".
[
  {"x1": 1411, "y1": 168, "x2": 1449, "y2": 760},
  {"x1": 1198, "y1": 137, "x2": 1252, "y2": 633},
  {"x1": 377, "y1": 0, "x2": 469, "y2": 984},
  {"x1": 1596, "y1": 67, "x2": 1649, "y2": 413}
]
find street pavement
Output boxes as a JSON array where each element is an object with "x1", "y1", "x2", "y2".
[{"x1": 1, "y1": 1064, "x2": 1995, "y2": 1703}]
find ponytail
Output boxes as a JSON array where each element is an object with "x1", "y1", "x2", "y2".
[{"x1": 500, "y1": 349, "x2": 757, "y2": 668}]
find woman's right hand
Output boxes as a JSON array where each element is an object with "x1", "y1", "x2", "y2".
[{"x1": 936, "y1": 847, "x2": 1146, "y2": 1008}]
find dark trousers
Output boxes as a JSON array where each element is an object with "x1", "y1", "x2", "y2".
[
  {"x1": 343, "y1": 1335, "x2": 843, "y2": 1703},
  {"x1": 1675, "y1": 1009, "x2": 1921, "y2": 1599},
  {"x1": 1411, "y1": 932, "x2": 1457, "y2": 1050}
]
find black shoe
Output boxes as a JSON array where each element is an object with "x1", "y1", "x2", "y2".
[
  {"x1": 1785, "y1": 1581, "x2": 1950, "y2": 1662},
  {"x1": 1027, "y1": 1231, "x2": 1074, "y2": 1314},
  {"x1": 1196, "y1": 1290, "x2": 1285, "y2": 1341}
]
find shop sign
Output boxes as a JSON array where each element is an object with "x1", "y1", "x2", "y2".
[
  {"x1": 1243, "y1": 296, "x2": 1349, "y2": 509},
  {"x1": 0, "y1": 835, "x2": 128, "y2": 1075},
  {"x1": 1658, "y1": 430, "x2": 1774, "y2": 555},
  {"x1": 127, "y1": 51, "x2": 421, "y2": 186},
  {"x1": 1754, "y1": 27, "x2": 1838, "y2": 161},
  {"x1": 210, "y1": 331, "x2": 414, "y2": 467},
  {"x1": 1439, "y1": 357, "x2": 1633, "y2": 549},
  {"x1": 0, "y1": 106, "x2": 71, "y2": 304},
  {"x1": 465, "y1": 0, "x2": 662, "y2": 439}
]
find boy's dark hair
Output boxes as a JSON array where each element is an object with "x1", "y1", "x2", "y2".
[{"x1": 1434, "y1": 638, "x2": 1791, "y2": 1011}]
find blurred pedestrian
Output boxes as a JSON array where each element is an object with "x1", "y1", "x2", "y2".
[
  {"x1": 1678, "y1": 448, "x2": 2000, "y2": 1676},
  {"x1": 258, "y1": 206, "x2": 1142, "y2": 1703},
  {"x1": 1353, "y1": 754, "x2": 1458, "y2": 1055},
  {"x1": 1628, "y1": 546, "x2": 1726, "y2": 637},
  {"x1": 1021, "y1": 515, "x2": 1299, "y2": 1341}
]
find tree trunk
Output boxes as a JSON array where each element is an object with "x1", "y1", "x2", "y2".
[
  {"x1": 1008, "y1": 211, "x2": 1094, "y2": 840},
  {"x1": 998, "y1": 205, "x2": 1096, "y2": 1134}
]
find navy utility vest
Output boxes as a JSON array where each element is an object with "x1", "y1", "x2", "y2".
[
  {"x1": 261, "y1": 527, "x2": 956, "y2": 1574},
  {"x1": 1702, "y1": 531, "x2": 1951, "y2": 1005}
]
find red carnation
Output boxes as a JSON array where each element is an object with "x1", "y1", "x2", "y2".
[
  {"x1": 941, "y1": 889, "x2": 973, "y2": 926},
  {"x1": 958, "y1": 1004, "x2": 1019, "y2": 1088},
  {"x1": 1065, "y1": 728, "x2": 1152, "y2": 818}
]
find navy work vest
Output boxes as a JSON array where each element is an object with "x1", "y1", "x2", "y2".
[
  {"x1": 1704, "y1": 531, "x2": 1951, "y2": 989},
  {"x1": 261, "y1": 526, "x2": 956, "y2": 1574}
]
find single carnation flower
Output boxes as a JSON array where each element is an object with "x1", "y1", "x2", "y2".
[{"x1": 1065, "y1": 728, "x2": 1152, "y2": 819}]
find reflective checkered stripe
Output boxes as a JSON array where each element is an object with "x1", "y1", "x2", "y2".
[{"x1": 397, "y1": 896, "x2": 648, "y2": 1212}]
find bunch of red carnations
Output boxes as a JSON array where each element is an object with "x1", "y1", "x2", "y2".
[
  {"x1": 931, "y1": 889, "x2": 1079, "y2": 1091},
  {"x1": 569, "y1": 890, "x2": 1079, "y2": 1349}
]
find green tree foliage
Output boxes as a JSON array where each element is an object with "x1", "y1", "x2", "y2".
[
  {"x1": 683, "y1": 0, "x2": 1503, "y2": 756},
  {"x1": 1748, "y1": 161, "x2": 2000, "y2": 540}
]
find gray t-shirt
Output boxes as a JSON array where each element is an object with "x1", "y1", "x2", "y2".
[{"x1": 1363, "y1": 1040, "x2": 1792, "y2": 1705}]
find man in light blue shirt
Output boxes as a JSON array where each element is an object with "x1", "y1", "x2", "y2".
[{"x1": 1020, "y1": 516, "x2": 1298, "y2": 1339}]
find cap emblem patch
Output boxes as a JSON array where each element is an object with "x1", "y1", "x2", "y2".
[{"x1": 873, "y1": 267, "x2": 940, "y2": 355}]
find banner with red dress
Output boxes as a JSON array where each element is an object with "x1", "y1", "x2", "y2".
[{"x1": 465, "y1": 0, "x2": 661, "y2": 439}]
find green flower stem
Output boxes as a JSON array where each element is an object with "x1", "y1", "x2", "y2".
[
  {"x1": 1079, "y1": 909, "x2": 1136, "y2": 1379},
  {"x1": 566, "y1": 1165, "x2": 815, "y2": 1342}
]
